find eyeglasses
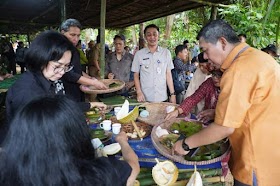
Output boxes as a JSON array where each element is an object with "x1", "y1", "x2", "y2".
[{"x1": 50, "y1": 62, "x2": 73, "y2": 73}]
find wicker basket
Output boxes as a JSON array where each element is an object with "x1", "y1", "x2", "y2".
[
  {"x1": 118, "y1": 106, "x2": 139, "y2": 124},
  {"x1": 137, "y1": 102, "x2": 178, "y2": 126},
  {"x1": 121, "y1": 122, "x2": 152, "y2": 140},
  {"x1": 151, "y1": 118, "x2": 231, "y2": 165},
  {"x1": 80, "y1": 79, "x2": 125, "y2": 94}
]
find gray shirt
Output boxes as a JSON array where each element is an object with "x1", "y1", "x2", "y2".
[
  {"x1": 131, "y1": 46, "x2": 174, "y2": 102},
  {"x1": 105, "y1": 51, "x2": 134, "y2": 82}
]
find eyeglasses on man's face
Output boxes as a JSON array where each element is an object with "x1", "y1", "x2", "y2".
[{"x1": 50, "y1": 62, "x2": 73, "y2": 74}]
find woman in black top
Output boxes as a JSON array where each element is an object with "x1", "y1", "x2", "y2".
[
  {"x1": 0, "y1": 95, "x2": 139, "y2": 185},
  {"x1": 5, "y1": 31, "x2": 106, "y2": 122}
]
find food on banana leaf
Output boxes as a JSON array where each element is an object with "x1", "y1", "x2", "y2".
[
  {"x1": 170, "y1": 121, "x2": 202, "y2": 137},
  {"x1": 108, "y1": 82, "x2": 119, "y2": 88},
  {"x1": 159, "y1": 134, "x2": 180, "y2": 149},
  {"x1": 162, "y1": 121, "x2": 229, "y2": 161}
]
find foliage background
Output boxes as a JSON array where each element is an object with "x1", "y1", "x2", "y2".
[{"x1": 2, "y1": 0, "x2": 279, "y2": 56}]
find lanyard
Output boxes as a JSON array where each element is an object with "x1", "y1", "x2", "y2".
[{"x1": 231, "y1": 45, "x2": 250, "y2": 63}]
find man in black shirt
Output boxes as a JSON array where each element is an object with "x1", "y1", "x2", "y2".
[{"x1": 60, "y1": 19, "x2": 107, "y2": 102}]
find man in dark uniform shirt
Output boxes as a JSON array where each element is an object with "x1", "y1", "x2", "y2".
[{"x1": 60, "y1": 19, "x2": 107, "y2": 102}]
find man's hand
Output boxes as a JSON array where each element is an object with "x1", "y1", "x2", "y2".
[
  {"x1": 197, "y1": 109, "x2": 215, "y2": 123},
  {"x1": 172, "y1": 139, "x2": 189, "y2": 156},
  {"x1": 169, "y1": 95, "x2": 176, "y2": 104},
  {"x1": 91, "y1": 78, "x2": 108, "y2": 89},
  {"x1": 108, "y1": 73, "x2": 114, "y2": 79},
  {"x1": 115, "y1": 131, "x2": 128, "y2": 144},
  {"x1": 165, "y1": 109, "x2": 179, "y2": 120},
  {"x1": 136, "y1": 91, "x2": 146, "y2": 102}
]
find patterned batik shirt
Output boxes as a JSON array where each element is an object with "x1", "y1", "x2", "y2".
[{"x1": 179, "y1": 78, "x2": 219, "y2": 115}]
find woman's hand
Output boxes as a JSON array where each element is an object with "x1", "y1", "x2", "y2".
[
  {"x1": 165, "y1": 109, "x2": 179, "y2": 120},
  {"x1": 197, "y1": 109, "x2": 215, "y2": 123},
  {"x1": 115, "y1": 131, "x2": 128, "y2": 144},
  {"x1": 91, "y1": 78, "x2": 108, "y2": 90}
]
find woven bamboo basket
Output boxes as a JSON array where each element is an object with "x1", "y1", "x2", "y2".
[
  {"x1": 151, "y1": 118, "x2": 231, "y2": 165},
  {"x1": 137, "y1": 102, "x2": 178, "y2": 126},
  {"x1": 121, "y1": 121, "x2": 152, "y2": 140},
  {"x1": 80, "y1": 79, "x2": 125, "y2": 94}
]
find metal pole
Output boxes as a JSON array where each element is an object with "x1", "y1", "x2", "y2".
[{"x1": 99, "y1": 0, "x2": 106, "y2": 79}]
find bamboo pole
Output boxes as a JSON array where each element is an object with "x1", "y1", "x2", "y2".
[{"x1": 99, "y1": 0, "x2": 106, "y2": 79}]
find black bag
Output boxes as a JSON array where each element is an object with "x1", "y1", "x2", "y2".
[{"x1": 171, "y1": 69, "x2": 185, "y2": 94}]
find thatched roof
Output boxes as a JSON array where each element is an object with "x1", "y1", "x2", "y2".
[{"x1": 0, "y1": 0, "x2": 227, "y2": 34}]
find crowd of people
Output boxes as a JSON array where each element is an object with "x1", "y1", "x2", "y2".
[{"x1": 0, "y1": 18, "x2": 280, "y2": 186}]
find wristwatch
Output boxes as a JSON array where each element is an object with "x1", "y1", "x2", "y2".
[
  {"x1": 170, "y1": 92, "x2": 176, "y2": 96},
  {"x1": 182, "y1": 138, "x2": 190, "y2": 151}
]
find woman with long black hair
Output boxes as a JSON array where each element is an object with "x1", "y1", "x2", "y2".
[{"x1": 0, "y1": 95, "x2": 139, "y2": 185}]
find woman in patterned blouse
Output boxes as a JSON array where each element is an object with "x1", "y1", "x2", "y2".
[{"x1": 165, "y1": 69, "x2": 223, "y2": 123}]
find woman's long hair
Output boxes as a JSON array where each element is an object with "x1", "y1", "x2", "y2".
[{"x1": 0, "y1": 95, "x2": 97, "y2": 185}]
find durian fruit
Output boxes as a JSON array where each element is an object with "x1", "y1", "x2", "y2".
[
  {"x1": 102, "y1": 143, "x2": 121, "y2": 156},
  {"x1": 186, "y1": 165, "x2": 203, "y2": 186},
  {"x1": 116, "y1": 100, "x2": 129, "y2": 120},
  {"x1": 152, "y1": 159, "x2": 178, "y2": 186}
]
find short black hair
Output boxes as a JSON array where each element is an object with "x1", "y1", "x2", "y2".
[
  {"x1": 175, "y1": 45, "x2": 187, "y2": 56},
  {"x1": 114, "y1": 34, "x2": 126, "y2": 42},
  {"x1": 183, "y1": 40, "x2": 189, "y2": 45},
  {"x1": 60, "y1": 18, "x2": 82, "y2": 32},
  {"x1": 197, "y1": 52, "x2": 208, "y2": 63},
  {"x1": 144, "y1": 24, "x2": 159, "y2": 34},
  {"x1": 25, "y1": 30, "x2": 74, "y2": 72},
  {"x1": 197, "y1": 19, "x2": 240, "y2": 44},
  {"x1": 238, "y1": 34, "x2": 246, "y2": 38}
]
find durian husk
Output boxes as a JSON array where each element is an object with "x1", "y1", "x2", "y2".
[{"x1": 152, "y1": 160, "x2": 178, "y2": 186}]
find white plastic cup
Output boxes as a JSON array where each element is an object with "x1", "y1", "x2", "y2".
[
  {"x1": 112, "y1": 123, "x2": 122, "y2": 134},
  {"x1": 100, "y1": 120, "x2": 112, "y2": 131},
  {"x1": 91, "y1": 138, "x2": 103, "y2": 149},
  {"x1": 114, "y1": 107, "x2": 122, "y2": 116}
]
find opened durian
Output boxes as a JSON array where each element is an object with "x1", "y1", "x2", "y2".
[
  {"x1": 116, "y1": 100, "x2": 129, "y2": 120},
  {"x1": 186, "y1": 165, "x2": 203, "y2": 186},
  {"x1": 152, "y1": 159, "x2": 178, "y2": 186}
]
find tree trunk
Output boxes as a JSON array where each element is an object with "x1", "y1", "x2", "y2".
[
  {"x1": 210, "y1": 6, "x2": 218, "y2": 20},
  {"x1": 132, "y1": 25, "x2": 137, "y2": 47},
  {"x1": 139, "y1": 23, "x2": 145, "y2": 50},
  {"x1": 164, "y1": 14, "x2": 175, "y2": 40}
]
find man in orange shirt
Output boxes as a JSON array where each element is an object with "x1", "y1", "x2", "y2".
[{"x1": 172, "y1": 19, "x2": 280, "y2": 185}]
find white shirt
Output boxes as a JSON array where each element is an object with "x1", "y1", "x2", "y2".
[
  {"x1": 184, "y1": 68, "x2": 211, "y2": 113},
  {"x1": 131, "y1": 46, "x2": 173, "y2": 102}
]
